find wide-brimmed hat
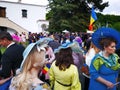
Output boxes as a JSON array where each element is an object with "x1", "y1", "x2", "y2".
[
  {"x1": 54, "y1": 41, "x2": 84, "y2": 54},
  {"x1": 20, "y1": 37, "x2": 53, "y2": 71},
  {"x1": 70, "y1": 41, "x2": 84, "y2": 53},
  {"x1": 54, "y1": 42, "x2": 72, "y2": 53},
  {"x1": 92, "y1": 27, "x2": 120, "y2": 49}
]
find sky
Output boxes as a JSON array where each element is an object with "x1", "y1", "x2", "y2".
[
  {"x1": 2, "y1": 0, "x2": 120, "y2": 15},
  {"x1": 102, "y1": 0, "x2": 120, "y2": 15}
]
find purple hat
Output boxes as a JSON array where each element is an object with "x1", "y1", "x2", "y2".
[{"x1": 74, "y1": 37, "x2": 82, "y2": 44}]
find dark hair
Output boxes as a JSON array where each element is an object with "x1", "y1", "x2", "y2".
[
  {"x1": 99, "y1": 37, "x2": 117, "y2": 50},
  {"x1": 55, "y1": 47, "x2": 74, "y2": 71},
  {"x1": 0, "y1": 32, "x2": 13, "y2": 41}
]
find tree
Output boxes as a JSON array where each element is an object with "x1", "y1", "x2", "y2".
[
  {"x1": 113, "y1": 22, "x2": 120, "y2": 32},
  {"x1": 96, "y1": 13, "x2": 120, "y2": 31},
  {"x1": 46, "y1": 0, "x2": 109, "y2": 32}
]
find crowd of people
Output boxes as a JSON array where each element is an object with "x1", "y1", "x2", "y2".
[{"x1": 0, "y1": 27, "x2": 120, "y2": 90}]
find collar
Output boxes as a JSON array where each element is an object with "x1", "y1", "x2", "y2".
[
  {"x1": 99, "y1": 51, "x2": 116, "y2": 67},
  {"x1": 7, "y1": 42, "x2": 15, "y2": 48}
]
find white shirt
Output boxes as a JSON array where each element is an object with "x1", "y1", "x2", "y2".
[
  {"x1": 7, "y1": 42, "x2": 15, "y2": 48},
  {"x1": 85, "y1": 48, "x2": 96, "y2": 67}
]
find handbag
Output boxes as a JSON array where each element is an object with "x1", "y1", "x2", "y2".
[
  {"x1": 0, "y1": 78, "x2": 12, "y2": 90},
  {"x1": 80, "y1": 64, "x2": 89, "y2": 75}
]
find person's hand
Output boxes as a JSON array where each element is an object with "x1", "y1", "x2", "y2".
[
  {"x1": 0, "y1": 76, "x2": 11, "y2": 85},
  {"x1": 45, "y1": 60, "x2": 51, "y2": 64},
  {"x1": 105, "y1": 81, "x2": 114, "y2": 89},
  {"x1": 45, "y1": 60, "x2": 49, "y2": 64}
]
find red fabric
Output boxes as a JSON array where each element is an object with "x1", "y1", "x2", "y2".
[
  {"x1": 89, "y1": 25, "x2": 93, "y2": 31},
  {"x1": 42, "y1": 69, "x2": 47, "y2": 74}
]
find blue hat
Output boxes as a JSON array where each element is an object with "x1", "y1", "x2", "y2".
[
  {"x1": 20, "y1": 37, "x2": 53, "y2": 71},
  {"x1": 92, "y1": 27, "x2": 120, "y2": 49},
  {"x1": 54, "y1": 42, "x2": 72, "y2": 53},
  {"x1": 54, "y1": 41, "x2": 84, "y2": 54}
]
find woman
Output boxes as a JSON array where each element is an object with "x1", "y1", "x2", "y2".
[
  {"x1": 89, "y1": 27, "x2": 120, "y2": 90},
  {"x1": 50, "y1": 42, "x2": 81, "y2": 90},
  {"x1": 84, "y1": 42, "x2": 100, "y2": 90},
  {"x1": 9, "y1": 38, "x2": 51, "y2": 90},
  {"x1": 86, "y1": 42, "x2": 100, "y2": 67},
  {"x1": 69, "y1": 41, "x2": 85, "y2": 90}
]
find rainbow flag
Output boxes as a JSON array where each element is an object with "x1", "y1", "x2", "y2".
[
  {"x1": 89, "y1": 7, "x2": 97, "y2": 31},
  {"x1": 42, "y1": 64, "x2": 51, "y2": 74}
]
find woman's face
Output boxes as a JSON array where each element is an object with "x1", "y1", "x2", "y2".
[{"x1": 104, "y1": 42, "x2": 116, "y2": 54}]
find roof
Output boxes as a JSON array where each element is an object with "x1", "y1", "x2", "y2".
[{"x1": 0, "y1": 0, "x2": 47, "y2": 7}]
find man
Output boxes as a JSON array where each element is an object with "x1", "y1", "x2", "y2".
[{"x1": 0, "y1": 32, "x2": 25, "y2": 81}]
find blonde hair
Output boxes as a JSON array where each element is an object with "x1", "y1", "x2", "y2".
[{"x1": 10, "y1": 46, "x2": 46, "y2": 90}]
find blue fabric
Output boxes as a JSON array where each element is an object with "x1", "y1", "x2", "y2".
[
  {"x1": 99, "y1": 52, "x2": 117, "y2": 67},
  {"x1": 54, "y1": 42, "x2": 72, "y2": 53},
  {"x1": 89, "y1": 55, "x2": 119, "y2": 90},
  {"x1": 34, "y1": 85, "x2": 43, "y2": 90},
  {"x1": 91, "y1": 7, "x2": 97, "y2": 21},
  {"x1": 92, "y1": 27, "x2": 120, "y2": 49},
  {"x1": 0, "y1": 78, "x2": 11, "y2": 90},
  {"x1": 46, "y1": 63, "x2": 51, "y2": 69}
]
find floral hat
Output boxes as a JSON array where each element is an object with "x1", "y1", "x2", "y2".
[{"x1": 19, "y1": 37, "x2": 53, "y2": 71}]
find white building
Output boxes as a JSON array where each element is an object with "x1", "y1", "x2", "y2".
[{"x1": 0, "y1": 0, "x2": 49, "y2": 35}]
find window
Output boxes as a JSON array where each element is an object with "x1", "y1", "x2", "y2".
[
  {"x1": 41, "y1": 24, "x2": 47, "y2": 31},
  {"x1": 0, "y1": 7, "x2": 6, "y2": 17},
  {"x1": 22, "y1": 9, "x2": 27, "y2": 18}
]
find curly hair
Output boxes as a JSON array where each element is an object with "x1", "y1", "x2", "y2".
[{"x1": 99, "y1": 37, "x2": 117, "y2": 50}]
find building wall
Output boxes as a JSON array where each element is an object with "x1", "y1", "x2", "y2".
[{"x1": 0, "y1": 1, "x2": 49, "y2": 33}]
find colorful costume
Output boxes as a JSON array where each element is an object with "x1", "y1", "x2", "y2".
[{"x1": 89, "y1": 52, "x2": 120, "y2": 90}]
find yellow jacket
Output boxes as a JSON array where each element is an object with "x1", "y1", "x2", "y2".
[{"x1": 49, "y1": 61, "x2": 81, "y2": 90}]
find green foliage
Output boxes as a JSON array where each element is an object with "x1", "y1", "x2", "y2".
[
  {"x1": 96, "y1": 13, "x2": 120, "y2": 31},
  {"x1": 113, "y1": 22, "x2": 120, "y2": 32},
  {"x1": 46, "y1": 0, "x2": 108, "y2": 33}
]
